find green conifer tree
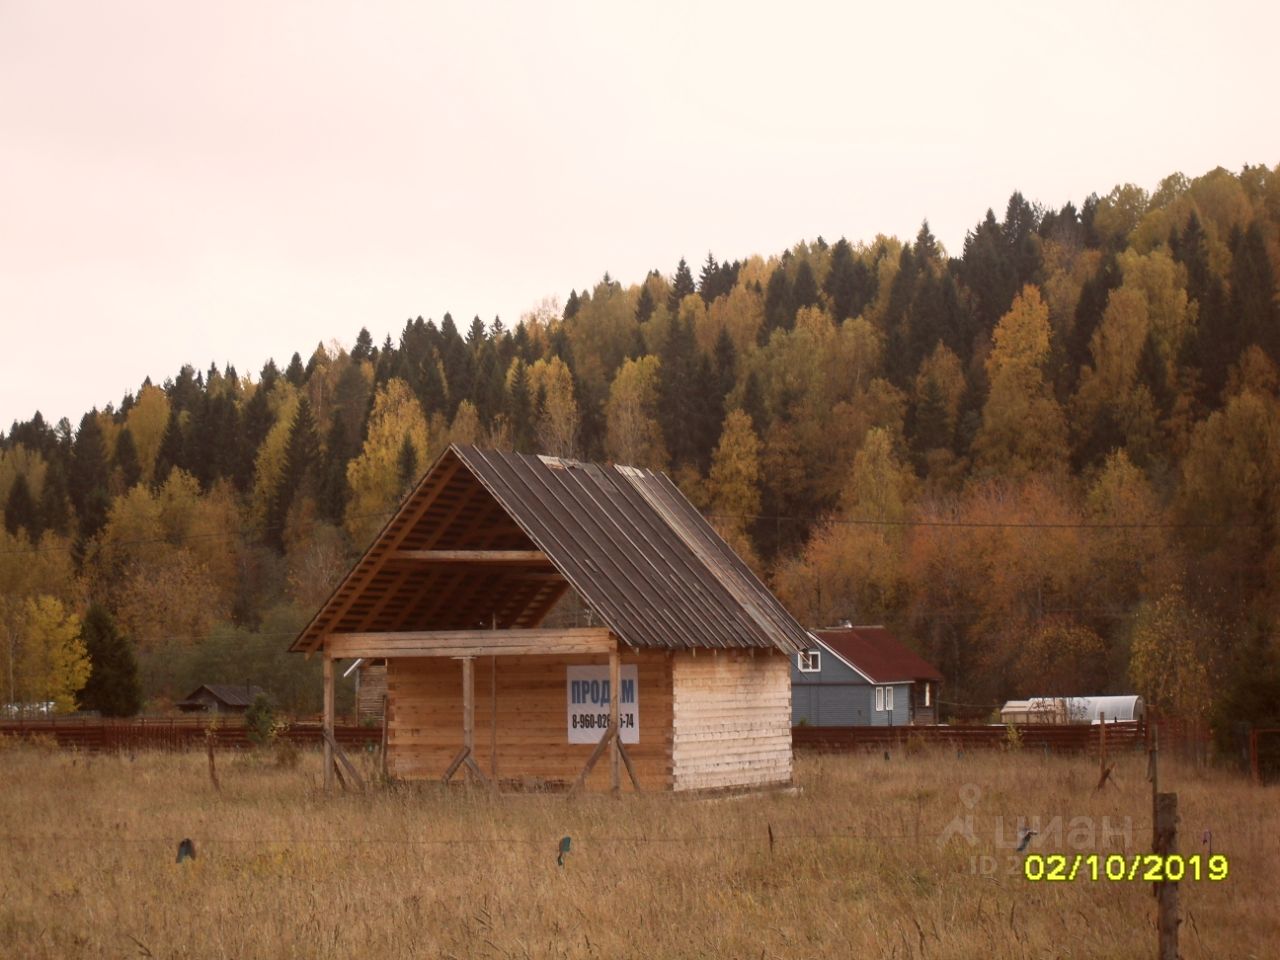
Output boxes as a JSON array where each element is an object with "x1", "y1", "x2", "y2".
[
  {"x1": 79, "y1": 603, "x2": 142, "y2": 717},
  {"x1": 114, "y1": 426, "x2": 142, "y2": 490}
]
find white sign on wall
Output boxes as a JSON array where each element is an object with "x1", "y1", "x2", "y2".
[{"x1": 566, "y1": 665, "x2": 639, "y2": 744}]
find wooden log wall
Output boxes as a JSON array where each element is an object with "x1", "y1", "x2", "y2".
[
  {"x1": 386, "y1": 650, "x2": 673, "y2": 790},
  {"x1": 670, "y1": 651, "x2": 792, "y2": 792}
]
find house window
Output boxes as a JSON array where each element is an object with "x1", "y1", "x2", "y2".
[
  {"x1": 924, "y1": 683, "x2": 931, "y2": 708},
  {"x1": 875, "y1": 686, "x2": 884, "y2": 711},
  {"x1": 886, "y1": 686, "x2": 894, "y2": 711},
  {"x1": 797, "y1": 650, "x2": 821, "y2": 673}
]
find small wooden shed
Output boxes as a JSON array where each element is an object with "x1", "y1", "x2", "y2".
[
  {"x1": 290, "y1": 445, "x2": 809, "y2": 793},
  {"x1": 175, "y1": 684, "x2": 268, "y2": 715}
]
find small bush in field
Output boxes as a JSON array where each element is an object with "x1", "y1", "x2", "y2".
[
  {"x1": 245, "y1": 694, "x2": 278, "y2": 747},
  {"x1": 1004, "y1": 722, "x2": 1024, "y2": 751}
]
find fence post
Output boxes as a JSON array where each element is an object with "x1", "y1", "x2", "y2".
[{"x1": 1154, "y1": 792, "x2": 1179, "y2": 959}]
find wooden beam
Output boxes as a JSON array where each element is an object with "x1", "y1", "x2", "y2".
[
  {"x1": 326, "y1": 627, "x2": 615, "y2": 660},
  {"x1": 609, "y1": 647, "x2": 620, "y2": 796},
  {"x1": 390, "y1": 549, "x2": 551, "y2": 564},
  {"x1": 322, "y1": 653, "x2": 335, "y2": 793},
  {"x1": 462, "y1": 656, "x2": 475, "y2": 783},
  {"x1": 302, "y1": 456, "x2": 462, "y2": 655}
]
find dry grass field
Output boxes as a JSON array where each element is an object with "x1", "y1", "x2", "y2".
[{"x1": 0, "y1": 740, "x2": 1275, "y2": 959}]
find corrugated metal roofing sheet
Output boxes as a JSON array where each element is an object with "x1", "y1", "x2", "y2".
[
  {"x1": 455, "y1": 447, "x2": 808, "y2": 654},
  {"x1": 290, "y1": 445, "x2": 808, "y2": 655}
]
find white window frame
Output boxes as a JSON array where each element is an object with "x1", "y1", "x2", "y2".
[
  {"x1": 797, "y1": 650, "x2": 821, "y2": 673},
  {"x1": 875, "y1": 686, "x2": 884, "y2": 711},
  {"x1": 886, "y1": 685, "x2": 894, "y2": 711}
]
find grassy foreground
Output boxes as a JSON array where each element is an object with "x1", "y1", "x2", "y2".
[{"x1": 0, "y1": 741, "x2": 1275, "y2": 959}]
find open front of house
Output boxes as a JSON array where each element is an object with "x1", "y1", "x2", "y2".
[{"x1": 290, "y1": 445, "x2": 807, "y2": 793}]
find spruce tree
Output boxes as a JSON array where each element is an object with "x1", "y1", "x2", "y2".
[
  {"x1": 114, "y1": 426, "x2": 142, "y2": 490},
  {"x1": 698, "y1": 253, "x2": 720, "y2": 304},
  {"x1": 152, "y1": 407, "x2": 185, "y2": 488},
  {"x1": 910, "y1": 377, "x2": 951, "y2": 466},
  {"x1": 79, "y1": 603, "x2": 142, "y2": 717},
  {"x1": 3, "y1": 474, "x2": 40, "y2": 540},
  {"x1": 668, "y1": 258, "x2": 696, "y2": 313},
  {"x1": 762, "y1": 266, "x2": 794, "y2": 341},
  {"x1": 792, "y1": 260, "x2": 819, "y2": 313},
  {"x1": 266, "y1": 397, "x2": 321, "y2": 550},
  {"x1": 397, "y1": 435, "x2": 418, "y2": 490},
  {"x1": 352, "y1": 327, "x2": 375, "y2": 362},
  {"x1": 69, "y1": 411, "x2": 111, "y2": 541},
  {"x1": 318, "y1": 415, "x2": 351, "y2": 526},
  {"x1": 657, "y1": 313, "x2": 698, "y2": 468},
  {"x1": 284, "y1": 352, "x2": 306, "y2": 386},
  {"x1": 635, "y1": 285, "x2": 656, "y2": 325},
  {"x1": 508, "y1": 360, "x2": 534, "y2": 452},
  {"x1": 39, "y1": 460, "x2": 71, "y2": 537},
  {"x1": 236, "y1": 386, "x2": 273, "y2": 492}
]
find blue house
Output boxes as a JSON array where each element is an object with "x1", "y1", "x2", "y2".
[{"x1": 791, "y1": 625, "x2": 943, "y2": 727}]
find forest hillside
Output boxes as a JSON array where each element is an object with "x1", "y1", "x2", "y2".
[{"x1": 3, "y1": 163, "x2": 1279, "y2": 730}]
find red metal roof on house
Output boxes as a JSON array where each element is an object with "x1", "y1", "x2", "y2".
[{"x1": 811, "y1": 626, "x2": 943, "y2": 684}]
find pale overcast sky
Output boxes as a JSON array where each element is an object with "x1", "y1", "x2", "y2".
[{"x1": 2, "y1": 0, "x2": 1276, "y2": 428}]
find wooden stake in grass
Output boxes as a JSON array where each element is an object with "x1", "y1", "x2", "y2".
[
  {"x1": 1155, "y1": 792, "x2": 1180, "y2": 960},
  {"x1": 205, "y1": 727, "x2": 220, "y2": 794}
]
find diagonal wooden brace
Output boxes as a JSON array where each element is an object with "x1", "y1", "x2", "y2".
[
  {"x1": 615, "y1": 738, "x2": 642, "y2": 793},
  {"x1": 442, "y1": 745, "x2": 471, "y2": 784},
  {"x1": 570, "y1": 723, "x2": 618, "y2": 794},
  {"x1": 322, "y1": 728, "x2": 366, "y2": 791}
]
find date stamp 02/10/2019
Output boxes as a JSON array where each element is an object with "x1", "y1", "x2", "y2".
[{"x1": 1022, "y1": 853, "x2": 1230, "y2": 883}]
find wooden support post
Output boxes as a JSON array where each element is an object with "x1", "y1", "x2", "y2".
[
  {"x1": 490, "y1": 656, "x2": 498, "y2": 781},
  {"x1": 609, "y1": 648, "x2": 621, "y2": 796},
  {"x1": 1095, "y1": 712, "x2": 1114, "y2": 791},
  {"x1": 461, "y1": 656, "x2": 475, "y2": 784},
  {"x1": 322, "y1": 652, "x2": 335, "y2": 793},
  {"x1": 379, "y1": 694, "x2": 389, "y2": 780},
  {"x1": 1155, "y1": 792, "x2": 1179, "y2": 959}
]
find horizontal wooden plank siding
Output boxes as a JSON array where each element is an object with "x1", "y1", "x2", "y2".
[
  {"x1": 670, "y1": 651, "x2": 791, "y2": 792},
  {"x1": 387, "y1": 650, "x2": 673, "y2": 790}
]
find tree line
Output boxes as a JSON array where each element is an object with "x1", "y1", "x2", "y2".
[{"x1": 2, "y1": 163, "x2": 1279, "y2": 736}]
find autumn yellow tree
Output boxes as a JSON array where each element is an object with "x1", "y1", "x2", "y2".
[
  {"x1": 973, "y1": 285, "x2": 1067, "y2": 478},
  {"x1": 775, "y1": 428, "x2": 913, "y2": 627},
  {"x1": 706, "y1": 409, "x2": 762, "y2": 570},
  {"x1": 0, "y1": 595, "x2": 89, "y2": 713},
  {"x1": 1129, "y1": 586, "x2": 1215, "y2": 723},
  {"x1": 605, "y1": 356, "x2": 666, "y2": 469},
  {"x1": 345, "y1": 378, "x2": 433, "y2": 545},
  {"x1": 528, "y1": 357, "x2": 579, "y2": 458}
]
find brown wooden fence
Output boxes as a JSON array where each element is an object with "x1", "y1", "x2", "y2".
[
  {"x1": 793, "y1": 721, "x2": 1146, "y2": 755},
  {"x1": 0, "y1": 717, "x2": 381, "y2": 753}
]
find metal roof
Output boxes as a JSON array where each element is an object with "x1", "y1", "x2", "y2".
[
  {"x1": 177, "y1": 684, "x2": 268, "y2": 708},
  {"x1": 291, "y1": 445, "x2": 808, "y2": 655},
  {"x1": 810, "y1": 626, "x2": 943, "y2": 684}
]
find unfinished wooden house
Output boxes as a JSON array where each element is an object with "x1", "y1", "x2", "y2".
[{"x1": 290, "y1": 445, "x2": 809, "y2": 793}]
